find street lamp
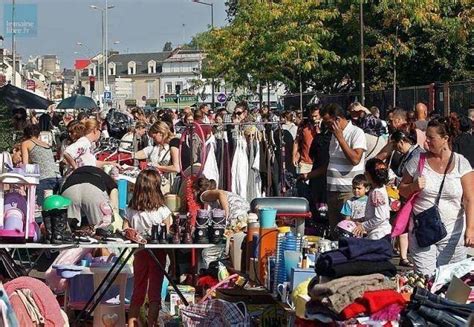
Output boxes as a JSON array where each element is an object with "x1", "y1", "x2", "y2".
[
  {"x1": 192, "y1": 0, "x2": 213, "y2": 28},
  {"x1": 76, "y1": 42, "x2": 93, "y2": 57},
  {"x1": 192, "y1": 0, "x2": 214, "y2": 109},
  {"x1": 90, "y1": 2, "x2": 115, "y2": 93}
]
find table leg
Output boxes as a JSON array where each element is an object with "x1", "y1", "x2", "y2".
[
  {"x1": 147, "y1": 249, "x2": 189, "y2": 306},
  {"x1": 74, "y1": 247, "x2": 134, "y2": 324},
  {"x1": 25, "y1": 249, "x2": 45, "y2": 274}
]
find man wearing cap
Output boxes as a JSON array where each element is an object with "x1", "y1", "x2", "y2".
[
  {"x1": 348, "y1": 102, "x2": 385, "y2": 137},
  {"x1": 348, "y1": 102, "x2": 387, "y2": 160}
]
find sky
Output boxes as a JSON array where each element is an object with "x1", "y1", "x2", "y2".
[{"x1": 0, "y1": 0, "x2": 227, "y2": 69}]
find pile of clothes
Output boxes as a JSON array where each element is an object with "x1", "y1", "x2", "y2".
[
  {"x1": 306, "y1": 273, "x2": 402, "y2": 324},
  {"x1": 305, "y1": 237, "x2": 402, "y2": 324},
  {"x1": 315, "y1": 237, "x2": 396, "y2": 278}
]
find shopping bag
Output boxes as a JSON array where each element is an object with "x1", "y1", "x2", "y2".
[
  {"x1": 181, "y1": 299, "x2": 250, "y2": 327},
  {"x1": 391, "y1": 154, "x2": 425, "y2": 237}
]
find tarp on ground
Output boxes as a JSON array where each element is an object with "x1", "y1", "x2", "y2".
[{"x1": 0, "y1": 83, "x2": 52, "y2": 110}]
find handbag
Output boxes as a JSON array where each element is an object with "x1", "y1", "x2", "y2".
[
  {"x1": 413, "y1": 152, "x2": 454, "y2": 248},
  {"x1": 180, "y1": 299, "x2": 250, "y2": 327},
  {"x1": 391, "y1": 154, "x2": 426, "y2": 237}
]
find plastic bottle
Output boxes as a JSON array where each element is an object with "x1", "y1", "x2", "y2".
[{"x1": 217, "y1": 262, "x2": 230, "y2": 281}]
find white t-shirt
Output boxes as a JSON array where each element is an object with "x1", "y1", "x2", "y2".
[
  {"x1": 64, "y1": 136, "x2": 97, "y2": 168},
  {"x1": 362, "y1": 186, "x2": 392, "y2": 240},
  {"x1": 405, "y1": 152, "x2": 473, "y2": 234},
  {"x1": 125, "y1": 206, "x2": 172, "y2": 235},
  {"x1": 327, "y1": 122, "x2": 367, "y2": 192},
  {"x1": 143, "y1": 144, "x2": 171, "y2": 166}
]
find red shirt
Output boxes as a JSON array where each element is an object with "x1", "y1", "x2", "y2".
[{"x1": 296, "y1": 124, "x2": 316, "y2": 164}]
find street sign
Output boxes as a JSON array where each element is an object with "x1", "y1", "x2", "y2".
[
  {"x1": 103, "y1": 91, "x2": 112, "y2": 100},
  {"x1": 217, "y1": 93, "x2": 227, "y2": 103}
]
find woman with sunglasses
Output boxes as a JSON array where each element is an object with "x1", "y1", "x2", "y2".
[{"x1": 391, "y1": 130, "x2": 424, "y2": 179}]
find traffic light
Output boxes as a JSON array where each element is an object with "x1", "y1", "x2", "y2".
[{"x1": 175, "y1": 84, "x2": 181, "y2": 95}]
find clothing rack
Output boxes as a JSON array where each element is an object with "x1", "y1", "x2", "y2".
[
  {"x1": 181, "y1": 120, "x2": 287, "y2": 196},
  {"x1": 196, "y1": 121, "x2": 282, "y2": 127}
]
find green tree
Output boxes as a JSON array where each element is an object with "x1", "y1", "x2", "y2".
[
  {"x1": 162, "y1": 41, "x2": 173, "y2": 52},
  {"x1": 333, "y1": 0, "x2": 474, "y2": 91},
  {"x1": 200, "y1": 0, "x2": 339, "y2": 93},
  {"x1": 198, "y1": 0, "x2": 473, "y2": 93},
  {"x1": 0, "y1": 98, "x2": 14, "y2": 151}
]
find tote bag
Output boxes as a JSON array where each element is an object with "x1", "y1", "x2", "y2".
[{"x1": 391, "y1": 154, "x2": 425, "y2": 237}]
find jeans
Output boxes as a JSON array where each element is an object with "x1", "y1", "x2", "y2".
[
  {"x1": 36, "y1": 177, "x2": 60, "y2": 206},
  {"x1": 418, "y1": 305, "x2": 466, "y2": 326},
  {"x1": 403, "y1": 288, "x2": 473, "y2": 327},
  {"x1": 413, "y1": 288, "x2": 474, "y2": 318}
]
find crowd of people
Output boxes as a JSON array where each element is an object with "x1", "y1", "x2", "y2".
[
  {"x1": 7, "y1": 100, "x2": 474, "y2": 325},
  {"x1": 297, "y1": 102, "x2": 474, "y2": 275}
]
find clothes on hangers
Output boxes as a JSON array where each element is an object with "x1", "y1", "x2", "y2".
[
  {"x1": 246, "y1": 134, "x2": 262, "y2": 202},
  {"x1": 231, "y1": 134, "x2": 249, "y2": 199},
  {"x1": 203, "y1": 135, "x2": 220, "y2": 184},
  {"x1": 215, "y1": 127, "x2": 231, "y2": 191}
]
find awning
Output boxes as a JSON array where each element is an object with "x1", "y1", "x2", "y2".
[{"x1": 0, "y1": 83, "x2": 52, "y2": 110}]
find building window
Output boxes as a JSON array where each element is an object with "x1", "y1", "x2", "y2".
[
  {"x1": 175, "y1": 82, "x2": 183, "y2": 94},
  {"x1": 165, "y1": 82, "x2": 172, "y2": 94},
  {"x1": 128, "y1": 61, "x2": 136, "y2": 75},
  {"x1": 88, "y1": 64, "x2": 96, "y2": 76},
  {"x1": 109, "y1": 62, "x2": 116, "y2": 76},
  {"x1": 148, "y1": 60, "x2": 156, "y2": 74}
]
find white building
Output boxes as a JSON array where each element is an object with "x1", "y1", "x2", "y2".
[
  {"x1": 77, "y1": 48, "x2": 206, "y2": 109},
  {"x1": 0, "y1": 51, "x2": 22, "y2": 88},
  {"x1": 160, "y1": 49, "x2": 204, "y2": 95}
]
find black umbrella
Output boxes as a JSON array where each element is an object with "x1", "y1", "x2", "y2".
[
  {"x1": 0, "y1": 84, "x2": 52, "y2": 110},
  {"x1": 56, "y1": 95, "x2": 98, "y2": 110}
]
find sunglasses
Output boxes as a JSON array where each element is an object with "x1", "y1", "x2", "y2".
[{"x1": 235, "y1": 111, "x2": 243, "y2": 115}]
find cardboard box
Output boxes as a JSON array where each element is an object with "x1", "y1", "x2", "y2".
[{"x1": 168, "y1": 285, "x2": 195, "y2": 316}]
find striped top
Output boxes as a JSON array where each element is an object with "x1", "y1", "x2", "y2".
[{"x1": 327, "y1": 122, "x2": 367, "y2": 192}]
